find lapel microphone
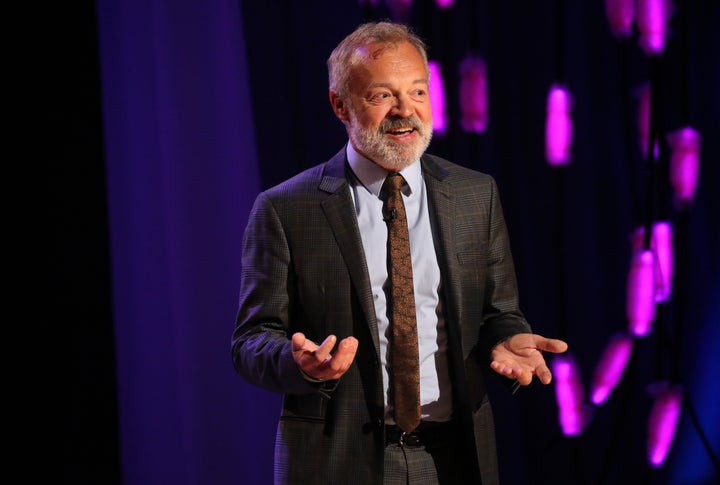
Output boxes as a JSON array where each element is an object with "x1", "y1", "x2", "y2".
[{"x1": 383, "y1": 209, "x2": 398, "y2": 222}]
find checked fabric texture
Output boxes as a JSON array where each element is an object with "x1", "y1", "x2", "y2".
[{"x1": 382, "y1": 173, "x2": 421, "y2": 433}]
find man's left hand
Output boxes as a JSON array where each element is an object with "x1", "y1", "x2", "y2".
[{"x1": 490, "y1": 333, "x2": 568, "y2": 385}]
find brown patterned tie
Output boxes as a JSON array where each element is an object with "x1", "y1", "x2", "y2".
[{"x1": 382, "y1": 172, "x2": 421, "y2": 433}]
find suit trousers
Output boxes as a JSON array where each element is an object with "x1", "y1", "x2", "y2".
[{"x1": 383, "y1": 430, "x2": 469, "y2": 484}]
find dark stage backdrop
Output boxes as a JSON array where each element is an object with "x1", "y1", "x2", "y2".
[{"x1": 65, "y1": 0, "x2": 718, "y2": 484}]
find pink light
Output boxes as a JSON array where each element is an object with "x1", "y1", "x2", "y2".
[
  {"x1": 428, "y1": 60, "x2": 448, "y2": 136},
  {"x1": 647, "y1": 382, "x2": 683, "y2": 467},
  {"x1": 637, "y1": 83, "x2": 659, "y2": 160},
  {"x1": 651, "y1": 222, "x2": 673, "y2": 302},
  {"x1": 626, "y1": 249, "x2": 656, "y2": 337},
  {"x1": 435, "y1": 0, "x2": 454, "y2": 8},
  {"x1": 459, "y1": 55, "x2": 488, "y2": 134},
  {"x1": 636, "y1": 0, "x2": 671, "y2": 56},
  {"x1": 632, "y1": 222, "x2": 674, "y2": 302},
  {"x1": 545, "y1": 85, "x2": 573, "y2": 166},
  {"x1": 590, "y1": 333, "x2": 634, "y2": 405},
  {"x1": 667, "y1": 126, "x2": 701, "y2": 206},
  {"x1": 605, "y1": 0, "x2": 635, "y2": 38},
  {"x1": 552, "y1": 354, "x2": 587, "y2": 436}
]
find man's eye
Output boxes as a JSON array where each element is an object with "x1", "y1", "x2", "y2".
[{"x1": 371, "y1": 93, "x2": 392, "y2": 102}]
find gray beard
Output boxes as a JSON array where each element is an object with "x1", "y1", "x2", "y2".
[{"x1": 348, "y1": 116, "x2": 433, "y2": 171}]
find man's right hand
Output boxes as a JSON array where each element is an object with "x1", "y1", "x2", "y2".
[{"x1": 292, "y1": 332, "x2": 358, "y2": 381}]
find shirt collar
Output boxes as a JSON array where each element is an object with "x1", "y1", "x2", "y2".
[{"x1": 346, "y1": 143, "x2": 422, "y2": 198}]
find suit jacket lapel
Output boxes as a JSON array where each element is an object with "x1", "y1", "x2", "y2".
[
  {"x1": 422, "y1": 156, "x2": 463, "y2": 344},
  {"x1": 319, "y1": 149, "x2": 381, "y2": 357}
]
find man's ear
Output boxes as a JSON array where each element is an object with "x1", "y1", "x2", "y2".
[{"x1": 329, "y1": 91, "x2": 349, "y2": 121}]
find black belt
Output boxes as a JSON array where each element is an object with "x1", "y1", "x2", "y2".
[{"x1": 385, "y1": 420, "x2": 457, "y2": 447}]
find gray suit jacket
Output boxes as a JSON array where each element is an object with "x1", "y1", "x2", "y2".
[{"x1": 232, "y1": 147, "x2": 531, "y2": 484}]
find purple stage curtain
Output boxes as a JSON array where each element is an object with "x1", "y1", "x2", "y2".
[{"x1": 98, "y1": 0, "x2": 278, "y2": 483}]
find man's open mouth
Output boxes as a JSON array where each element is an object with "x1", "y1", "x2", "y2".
[{"x1": 386, "y1": 127, "x2": 416, "y2": 135}]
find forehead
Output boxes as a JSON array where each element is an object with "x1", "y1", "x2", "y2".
[
  {"x1": 361, "y1": 40, "x2": 423, "y2": 62},
  {"x1": 350, "y1": 41, "x2": 427, "y2": 89}
]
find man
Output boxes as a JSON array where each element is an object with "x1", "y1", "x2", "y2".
[{"x1": 232, "y1": 21, "x2": 568, "y2": 485}]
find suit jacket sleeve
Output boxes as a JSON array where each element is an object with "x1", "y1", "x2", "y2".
[
  {"x1": 476, "y1": 175, "x2": 531, "y2": 358},
  {"x1": 231, "y1": 190, "x2": 324, "y2": 395}
]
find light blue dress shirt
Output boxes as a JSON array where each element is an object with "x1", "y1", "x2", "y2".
[{"x1": 346, "y1": 144, "x2": 453, "y2": 424}]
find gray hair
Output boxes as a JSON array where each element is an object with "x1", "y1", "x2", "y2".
[{"x1": 327, "y1": 21, "x2": 429, "y2": 101}]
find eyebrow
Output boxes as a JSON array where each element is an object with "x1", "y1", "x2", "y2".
[{"x1": 368, "y1": 79, "x2": 429, "y2": 89}]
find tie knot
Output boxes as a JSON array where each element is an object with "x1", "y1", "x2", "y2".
[{"x1": 382, "y1": 173, "x2": 405, "y2": 194}]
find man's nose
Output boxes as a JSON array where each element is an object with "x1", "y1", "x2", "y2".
[{"x1": 391, "y1": 95, "x2": 413, "y2": 117}]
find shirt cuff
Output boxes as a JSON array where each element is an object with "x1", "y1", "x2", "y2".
[{"x1": 299, "y1": 368, "x2": 327, "y2": 383}]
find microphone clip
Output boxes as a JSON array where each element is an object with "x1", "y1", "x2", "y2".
[{"x1": 383, "y1": 209, "x2": 398, "y2": 222}]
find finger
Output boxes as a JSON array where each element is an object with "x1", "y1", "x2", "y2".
[
  {"x1": 313, "y1": 334, "x2": 337, "y2": 361},
  {"x1": 491, "y1": 359, "x2": 534, "y2": 385},
  {"x1": 535, "y1": 363, "x2": 553, "y2": 385},
  {"x1": 490, "y1": 360, "x2": 518, "y2": 379},
  {"x1": 536, "y1": 337, "x2": 568, "y2": 354},
  {"x1": 291, "y1": 332, "x2": 308, "y2": 353},
  {"x1": 490, "y1": 360, "x2": 506, "y2": 374},
  {"x1": 333, "y1": 337, "x2": 358, "y2": 365},
  {"x1": 321, "y1": 337, "x2": 358, "y2": 378},
  {"x1": 513, "y1": 366, "x2": 533, "y2": 385}
]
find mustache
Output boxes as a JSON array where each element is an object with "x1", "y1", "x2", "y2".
[{"x1": 380, "y1": 116, "x2": 424, "y2": 133}]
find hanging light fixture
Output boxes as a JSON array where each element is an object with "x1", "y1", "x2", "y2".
[
  {"x1": 650, "y1": 221, "x2": 673, "y2": 302},
  {"x1": 590, "y1": 333, "x2": 634, "y2": 405},
  {"x1": 552, "y1": 354, "x2": 588, "y2": 436},
  {"x1": 626, "y1": 249, "x2": 657, "y2": 337},
  {"x1": 667, "y1": 126, "x2": 701, "y2": 207},
  {"x1": 647, "y1": 382, "x2": 683, "y2": 467},
  {"x1": 636, "y1": 0, "x2": 671, "y2": 56},
  {"x1": 459, "y1": 55, "x2": 488, "y2": 134},
  {"x1": 428, "y1": 60, "x2": 448, "y2": 136},
  {"x1": 545, "y1": 84, "x2": 573, "y2": 166},
  {"x1": 605, "y1": 0, "x2": 635, "y2": 38},
  {"x1": 632, "y1": 222, "x2": 674, "y2": 303}
]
